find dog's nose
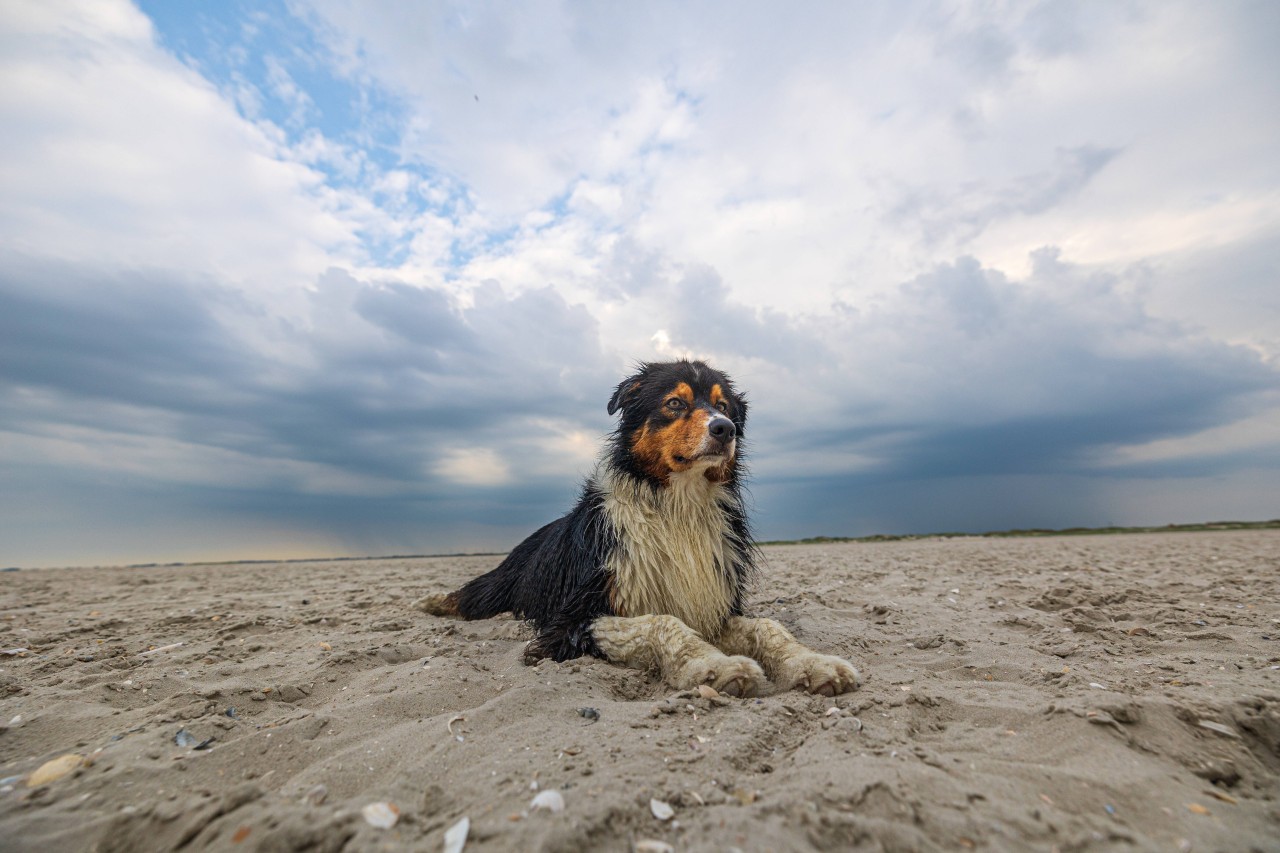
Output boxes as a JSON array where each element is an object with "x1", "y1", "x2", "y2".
[{"x1": 708, "y1": 417, "x2": 736, "y2": 442}]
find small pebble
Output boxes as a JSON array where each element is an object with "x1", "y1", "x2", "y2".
[{"x1": 362, "y1": 801, "x2": 400, "y2": 829}]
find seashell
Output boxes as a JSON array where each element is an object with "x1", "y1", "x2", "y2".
[
  {"x1": 635, "y1": 841, "x2": 675, "y2": 853},
  {"x1": 362, "y1": 801, "x2": 400, "y2": 829},
  {"x1": 443, "y1": 816, "x2": 469, "y2": 853},
  {"x1": 27, "y1": 754, "x2": 84, "y2": 787},
  {"x1": 530, "y1": 789, "x2": 565, "y2": 813},
  {"x1": 649, "y1": 798, "x2": 674, "y2": 820},
  {"x1": 1198, "y1": 720, "x2": 1239, "y2": 738}
]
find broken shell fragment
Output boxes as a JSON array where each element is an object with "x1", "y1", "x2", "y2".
[
  {"x1": 1198, "y1": 720, "x2": 1239, "y2": 738},
  {"x1": 649, "y1": 798, "x2": 674, "y2": 821},
  {"x1": 530, "y1": 789, "x2": 565, "y2": 813},
  {"x1": 635, "y1": 841, "x2": 675, "y2": 853},
  {"x1": 443, "y1": 816, "x2": 470, "y2": 853},
  {"x1": 27, "y1": 754, "x2": 84, "y2": 787},
  {"x1": 362, "y1": 801, "x2": 400, "y2": 829}
]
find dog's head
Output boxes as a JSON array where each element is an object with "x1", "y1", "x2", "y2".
[{"x1": 607, "y1": 360, "x2": 747, "y2": 485}]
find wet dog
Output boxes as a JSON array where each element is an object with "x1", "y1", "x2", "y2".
[{"x1": 418, "y1": 359, "x2": 859, "y2": 696}]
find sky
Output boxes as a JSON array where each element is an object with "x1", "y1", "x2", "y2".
[{"x1": 1, "y1": 0, "x2": 1277, "y2": 568}]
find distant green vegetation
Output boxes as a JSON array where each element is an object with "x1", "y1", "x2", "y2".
[
  {"x1": 757, "y1": 519, "x2": 1280, "y2": 546},
  {"x1": 49, "y1": 520, "x2": 1274, "y2": 571}
]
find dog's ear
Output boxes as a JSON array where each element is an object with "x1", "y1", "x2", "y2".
[{"x1": 607, "y1": 377, "x2": 642, "y2": 416}]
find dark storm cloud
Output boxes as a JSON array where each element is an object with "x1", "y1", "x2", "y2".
[
  {"x1": 0, "y1": 258, "x2": 254, "y2": 414},
  {"x1": 0, "y1": 256, "x2": 611, "y2": 494},
  {"x1": 2, "y1": 241, "x2": 1276, "y2": 564},
  {"x1": 666, "y1": 264, "x2": 831, "y2": 364},
  {"x1": 353, "y1": 279, "x2": 478, "y2": 357},
  {"x1": 652, "y1": 250, "x2": 1278, "y2": 537}
]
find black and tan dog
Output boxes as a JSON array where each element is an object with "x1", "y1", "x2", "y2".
[{"x1": 418, "y1": 359, "x2": 859, "y2": 697}]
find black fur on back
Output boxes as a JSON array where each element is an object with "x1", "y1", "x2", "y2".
[{"x1": 444, "y1": 359, "x2": 759, "y2": 662}]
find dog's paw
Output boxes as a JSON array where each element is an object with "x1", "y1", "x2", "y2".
[
  {"x1": 413, "y1": 593, "x2": 460, "y2": 617},
  {"x1": 777, "y1": 652, "x2": 861, "y2": 696},
  {"x1": 674, "y1": 653, "x2": 767, "y2": 698}
]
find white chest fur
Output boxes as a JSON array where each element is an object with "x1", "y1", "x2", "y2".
[{"x1": 599, "y1": 465, "x2": 738, "y2": 639}]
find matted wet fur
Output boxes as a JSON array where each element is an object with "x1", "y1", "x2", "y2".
[{"x1": 417, "y1": 360, "x2": 859, "y2": 697}]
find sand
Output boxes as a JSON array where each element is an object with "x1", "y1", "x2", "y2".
[{"x1": 1, "y1": 531, "x2": 1278, "y2": 852}]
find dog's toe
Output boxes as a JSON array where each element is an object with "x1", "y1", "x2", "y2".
[
  {"x1": 678, "y1": 653, "x2": 766, "y2": 697},
  {"x1": 414, "y1": 593, "x2": 460, "y2": 617},
  {"x1": 780, "y1": 652, "x2": 861, "y2": 695},
  {"x1": 715, "y1": 669, "x2": 753, "y2": 698}
]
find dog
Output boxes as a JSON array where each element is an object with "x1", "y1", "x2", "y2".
[{"x1": 417, "y1": 359, "x2": 859, "y2": 697}]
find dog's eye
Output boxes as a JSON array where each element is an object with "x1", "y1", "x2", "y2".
[
  {"x1": 715, "y1": 401, "x2": 728, "y2": 413},
  {"x1": 665, "y1": 398, "x2": 686, "y2": 411}
]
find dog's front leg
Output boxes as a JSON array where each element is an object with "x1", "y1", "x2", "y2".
[
  {"x1": 591, "y1": 615, "x2": 767, "y2": 697},
  {"x1": 716, "y1": 616, "x2": 860, "y2": 696}
]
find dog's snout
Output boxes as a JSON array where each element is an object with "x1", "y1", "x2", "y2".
[{"x1": 708, "y1": 416, "x2": 736, "y2": 442}]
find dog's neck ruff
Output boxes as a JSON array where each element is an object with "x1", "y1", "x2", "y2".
[{"x1": 597, "y1": 461, "x2": 740, "y2": 639}]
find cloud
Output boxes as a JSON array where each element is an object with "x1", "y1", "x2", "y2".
[
  {"x1": 0, "y1": 256, "x2": 610, "y2": 496},
  {"x1": 0, "y1": 0, "x2": 363, "y2": 298},
  {"x1": 1, "y1": 1, "x2": 1277, "y2": 565},
  {"x1": 2, "y1": 237, "x2": 1276, "y2": 564},
  {"x1": 635, "y1": 249, "x2": 1278, "y2": 495},
  {"x1": 889, "y1": 145, "x2": 1122, "y2": 246}
]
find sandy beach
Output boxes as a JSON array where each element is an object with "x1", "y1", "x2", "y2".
[{"x1": 1, "y1": 531, "x2": 1277, "y2": 851}]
